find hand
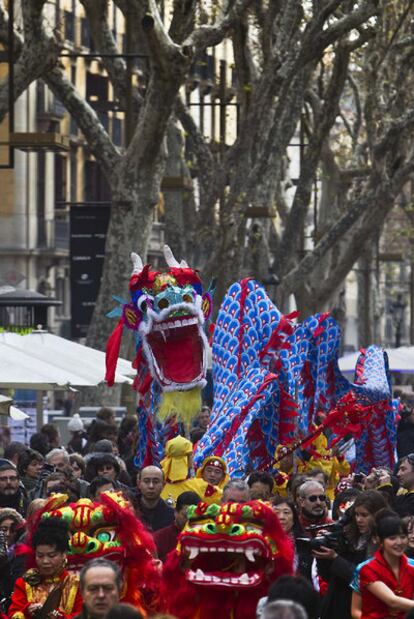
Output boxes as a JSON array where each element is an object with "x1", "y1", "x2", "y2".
[
  {"x1": 377, "y1": 470, "x2": 391, "y2": 486},
  {"x1": 27, "y1": 603, "x2": 42, "y2": 616},
  {"x1": 312, "y1": 546, "x2": 337, "y2": 560}
]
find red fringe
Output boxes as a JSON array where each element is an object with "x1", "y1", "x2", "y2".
[{"x1": 105, "y1": 319, "x2": 124, "y2": 386}]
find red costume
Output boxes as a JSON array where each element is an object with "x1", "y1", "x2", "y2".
[
  {"x1": 359, "y1": 550, "x2": 414, "y2": 619},
  {"x1": 8, "y1": 569, "x2": 82, "y2": 619}
]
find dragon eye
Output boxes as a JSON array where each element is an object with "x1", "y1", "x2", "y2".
[
  {"x1": 137, "y1": 295, "x2": 152, "y2": 313},
  {"x1": 182, "y1": 293, "x2": 193, "y2": 303},
  {"x1": 96, "y1": 530, "x2": 116, "y2": 543},
  {"x1": 158, "y1": 298, "x2": 169, "y2": 309}
]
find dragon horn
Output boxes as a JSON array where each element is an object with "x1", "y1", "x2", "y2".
[
  {"x1": 131, "y1": 252, "x2": 143, "y2": 275},
  {"x1": 163, "y1": 244, "x2": 188, "y2": 268}
]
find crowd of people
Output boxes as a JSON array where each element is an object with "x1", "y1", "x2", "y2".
[{"x1": 1, "y1": 401, "x2": 414, "y2": 619}]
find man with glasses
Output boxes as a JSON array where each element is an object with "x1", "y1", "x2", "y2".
[
  {"x1": 296, "y1": 480, "x2": 332, "y2": 581},
  {"x1": 0, "y1": 462, "x2": 27, "y2": 516},
  {"x1": 297, "y1": 481, "x2": 331, "y2": 529}
]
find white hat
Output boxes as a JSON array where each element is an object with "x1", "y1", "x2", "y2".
[{"x1": 67, "y1": 413, "x2": 84, "y2": 432}]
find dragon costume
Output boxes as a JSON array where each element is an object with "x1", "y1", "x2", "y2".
[
  {"x1": 106, "y1": 252, "x2": 396, "y2": 476},
  {"x1": 106, "y1": 245, "x2": 212, "y2": 432},
  {"x1": 20, "y1": 492, "x2": 160, "y2": 615},
  {"x1": 162, "y1": 500, "x2": 294, "y2": 619},
  {"x1": 194, "y1": 278, "x2": 396, "y2": 475}
]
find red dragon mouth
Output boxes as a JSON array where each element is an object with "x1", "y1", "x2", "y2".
[
  {"x1": 146, "y1": 316, "x2": 205, "y2": 387},
  {"x1": 180, "y1": 537, "x2": 267, "y2": 589}
]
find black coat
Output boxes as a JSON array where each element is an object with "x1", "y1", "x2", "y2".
[
  {"x1": 397, "y1": 418, "x2": 414, "y2": 458},
  {"x1": 318, "y1": 536, "x2": 370, "y2": 619}
]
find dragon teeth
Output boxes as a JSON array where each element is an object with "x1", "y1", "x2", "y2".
[
  {"x1": 245, "y1": 549, "x2": 255, "y2": 562},
  {"x1": 188, "y1": 547, "x2": 199, "y2": 560},
  {"x1": 195, "y1": 568, "x2": 205, "y2": 579},
  {"x1": 239, "y1": 573, "x2": 249, "y2": 584}
]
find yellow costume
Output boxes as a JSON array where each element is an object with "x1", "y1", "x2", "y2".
[{"x1": 160, "y1": 436, "x2": 222, "y2": 507}]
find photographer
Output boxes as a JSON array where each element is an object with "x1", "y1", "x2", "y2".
[{"x1": 314, "y1": 490, "x2": 387, "y2": 619}]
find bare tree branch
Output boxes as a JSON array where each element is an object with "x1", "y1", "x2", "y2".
[
  {"x1": 184, "y1": 0, "x2": 254, "y2": 52},
  {"x1": 45, "y1": 67, "x2": 121, "y2": 181}
]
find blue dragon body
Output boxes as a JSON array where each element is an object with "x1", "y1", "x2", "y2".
[{"x1": 194, "y1": 278, "x2": 396, "y2": 475}]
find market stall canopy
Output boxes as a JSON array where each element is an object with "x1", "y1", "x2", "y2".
[
  {"x1": 339, "y1": 346, "x2": 414, "y2": 375},
  {"x1": 0, "y1": 331, "x2": 134, "y2": 389},
  {"x1": 0, "y1": 394, "x2": 29, "y2": 419}
]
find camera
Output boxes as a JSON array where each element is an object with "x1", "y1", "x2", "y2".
[{"x1": 296, "y1": 516, "x2": 349, "y2": 553}]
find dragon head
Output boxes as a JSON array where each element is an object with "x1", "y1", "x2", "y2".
[
  {"x1": 176, "y1": 500, "x2": 293, "y2": 589},
  {"x1": 107, "y1": 246, "x2": 212, "y2": 425},
  {"x1": 127, "y1": 246, "x2": 211, "y2": 393}
]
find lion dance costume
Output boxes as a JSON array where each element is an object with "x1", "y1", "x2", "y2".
[
  {"x1": 18, "y1": 492, "x2": 160, "y2": 615},
  {"x1": 162, "y1": 500, "x2": 294, "y2": 619}
]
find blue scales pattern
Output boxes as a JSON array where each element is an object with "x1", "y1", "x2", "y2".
[{"x1": 195, "y1": 279, "x2": 397, "y2": 476}]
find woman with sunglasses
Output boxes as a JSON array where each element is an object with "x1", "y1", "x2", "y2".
[
  {"x1": 315, "y1": 490, "x2": 387, "y2": 619},
  {"x1": 351, "y1": 509, "x2": 414, "y2": 619}
]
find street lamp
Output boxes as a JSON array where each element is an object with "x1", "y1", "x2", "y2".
[{"x1": 391, "y1": 293, "x2": 406, "y2": 348}]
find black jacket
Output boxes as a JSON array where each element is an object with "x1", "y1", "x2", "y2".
[
  {"x1": 318, "y1": 536, "x2": 371, "y2": 619},
  {"x1": 397, "y1": 419, "x2": 414, "y2": 458}
]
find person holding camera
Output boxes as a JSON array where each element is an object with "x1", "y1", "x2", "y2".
[{"x1": 315, "y1": 490, "x2": 387, "y2": 619}]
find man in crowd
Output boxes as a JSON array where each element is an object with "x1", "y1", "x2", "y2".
[
  {"x1": 296, "y1": 480, "x2": 331, "y2": 529},
  {"x1": 135, "y1": 465, "x2": 174, "y2": 531},
  {"x1": 221, "y1": 480, "x2": 250, "y2": 504},
  {"x1": 374, "y1": 455, "x2": 414, "y2": 516},
  {"x1": 154, "y1": 491, "x2": 200, "y2": 562},
  {"x1": 75, "y1": 558, "x2": 121, "y2": 619},
  {"x1": 46, "y1": 448, "x2": 70, "y2": 471},
  {"x1": 0, "y1": 462, "x2": 27, "y2": 516}
]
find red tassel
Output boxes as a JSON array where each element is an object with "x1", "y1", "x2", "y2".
[{"x1": 105, "y1": 319, "x2": 124, "y2": 386}]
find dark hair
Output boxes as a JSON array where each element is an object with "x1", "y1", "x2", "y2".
[
  {"x1": 18, "y1": 449, "x2": 44, "y2": 476},
  {"x1": 399, "y1": 454, "x2": 414, "y2": 470},
  {"x1": 288, "y1": 474, "x2": 308, "y2": 504},
  {"x1": 0, "y1": 461, "x2": 17, "y2": 474},
  {"x1": 105, "y1": 603, "x2": 144, "y2": 619},
  {"x1": 4, "y1": 442, "x2": 26, "y2": 462},
  {"x1": 79, "y1": 558, "x2": 122, "y2": 591},
  {"x1": 190, "y1": 428, "x2": 205, "y2": 444},
  {"x1": 32, "y1": 517, "x2": 70, "y2": 552},
  {"x1": 176, "y1": 491, "x2": 201, "y2": 512},
  {"x1": 332, "y1": 488, "x2": 361, "y2": 521},
  {"x1": 40, "y1": 424, "x2": 59, "y2": 442},
  {"x1": 247, "y1": 471, "x2": 274, "y2": 492},
  {"x1": 271, "y1": 496, "x2": 302, "y2": 534},
  {"x1": 375, "y1": 508, "x2": 407, "y2": 540},
  {"x1": 89, "y1": 476, "x2": 115, "y2": 499},
  {"x1": 30, "y1": 433, "x2": 50, "y2": 456},
  {"x1": 69, "y1": 453, "x2": 85, "y2": 476},
  {"x1": 267, "y1": 575, "x2": 320, "y2": 619},
  {"x1": 345, "y1": 490, "x2": 387, "y2": 545},
  {"x1": 97, "y1": 407, "x2": 116, "y2": 424}
]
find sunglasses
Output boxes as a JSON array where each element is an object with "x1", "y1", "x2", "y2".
[{"x1": 306, "y1": 494, "x2": 327, "y2": 503}]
